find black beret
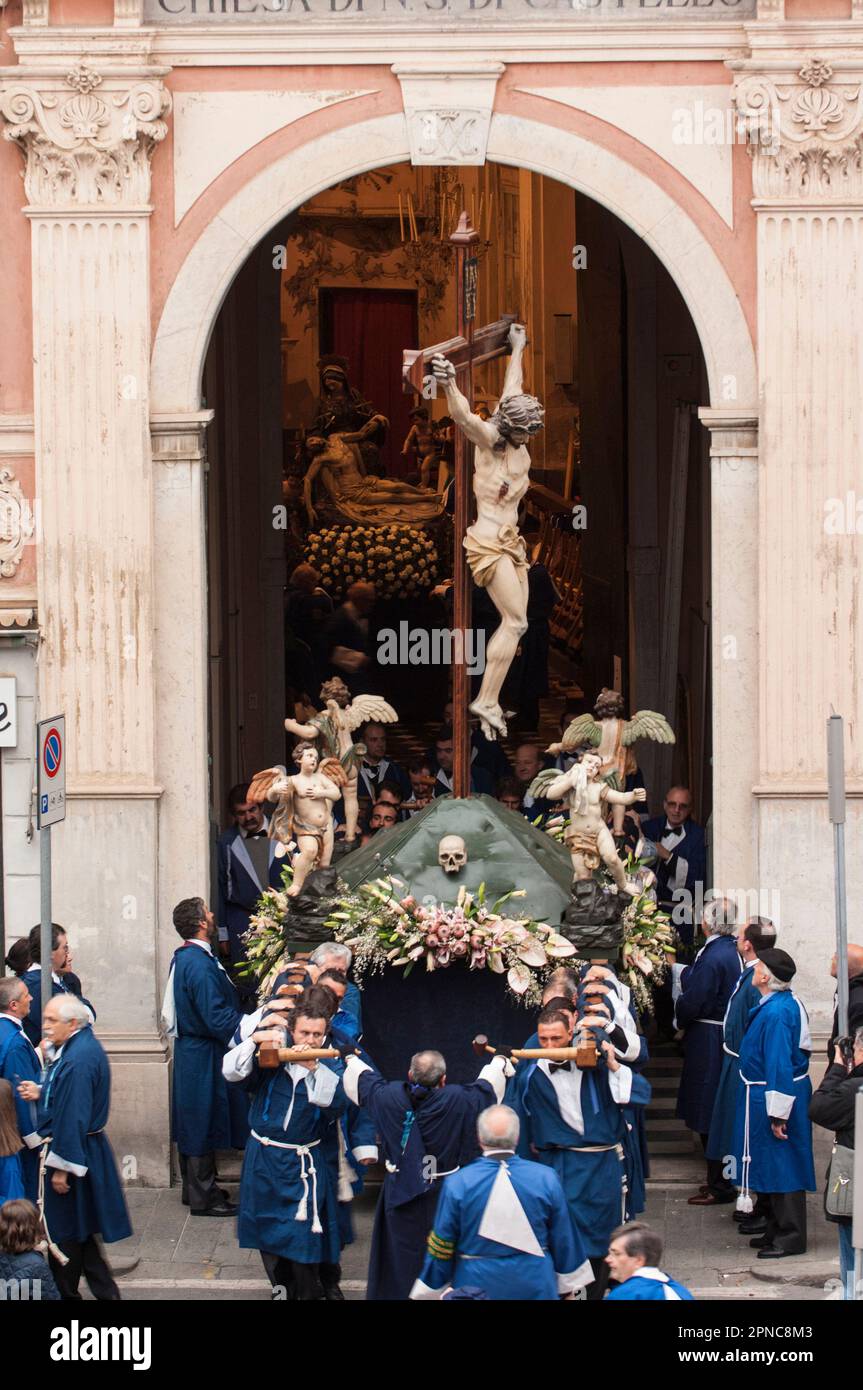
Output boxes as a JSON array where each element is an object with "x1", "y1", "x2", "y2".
[{"x1": 756, "y1": 947, "x2": 796, "y2": 983}]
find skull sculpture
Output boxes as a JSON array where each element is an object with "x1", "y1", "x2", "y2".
[{"x1": 438, "y1": 834, "x2": 468, "y2": 875}]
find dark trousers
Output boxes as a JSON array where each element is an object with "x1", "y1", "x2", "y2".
[
  {"x1": 261, "y1": 1251, "x2": 338, "y2": 1301},
  {"x1": 179, "y1": 1151, "x2": 222, "y2": 1212},
  {"x1": 700, "y1": 1134, "x2": 736, "y2": 1196},
  {"x1": 50, "y1": 1237, "x2": 120, "y2": 1301},
  {"x1": 584, "y1": 1255, "x2": 610, "y2": 1302},
  {"x1": 764, "y1": 1191, "x2": 807, "y2": 1254}
]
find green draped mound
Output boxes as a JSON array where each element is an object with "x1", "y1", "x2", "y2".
[{"x1": 338, "y1": 794, "x2": 572, "y2": 926}]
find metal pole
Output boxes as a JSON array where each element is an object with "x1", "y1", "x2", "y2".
[
  {"x1": 852, "y1": 1085, "x2": 863, "y2": 1300},
  {"x1": 40, "y1": 823, "x2": 51, "y2": 1042},
  {"x1": 827, "y1": 715, "x2": 849, "y2": 1037}
]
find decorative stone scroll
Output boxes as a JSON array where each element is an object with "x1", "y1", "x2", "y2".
[
  {"x1": 0, "y1": 64, "x2": 171, "y2": 207},
  {"x1": 733, "y1": 58, "x2": 863, "y2": 202},
  {"x1": 0, "y1": 468, "x2": 35, "y2": 580}
]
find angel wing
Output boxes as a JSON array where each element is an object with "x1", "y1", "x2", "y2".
[
  {"x1": 622, "y1": 711, "x2": 675, "y2": 747},
  {"x1": 319, "y1": 756, "x2": 349, "y2": 788},
  {"x1": 343, "y1": 694, "x2": 399, "y2": 732},
  {"x1": 247, "y1": 767, "x2": 286, "y2": 804},
  {"x1": 560, "y1": 713, "x2": 601, "y2": 750},
  {"x1": 526, "y1": 768, "x2": 565, "y2": 802}
]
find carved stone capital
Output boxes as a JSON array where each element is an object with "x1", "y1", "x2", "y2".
[
  {"x1": 393, "y1": 63, "x2": 504, "y2": 167},
  {"x1": 733, "y1": 59, "x2": 863, "y2": 203},
  {"x1": 0, "y1": 64, "x2": 171, "y2": 208}
]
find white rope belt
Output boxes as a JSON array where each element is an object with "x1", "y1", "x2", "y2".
[
  {"x1": 736, "y1": 1072, "x2": 808, "y2": 1215},
  {"x1": 555, "y1": 1143, "x2": 628, "y2": 1219},
  {"x1": 384, "y1": 1160, "x2": 460, "y2": 1180},
  {"x1": 695, "y1": 1019, "x2": 723, "y2": 1026},
  {"x1": 37, "y1": 1143, "x2": 69, "y2": 1267},
  {"x1": 251, "y1": 1130, "x2": 323, "y2": 1234}
]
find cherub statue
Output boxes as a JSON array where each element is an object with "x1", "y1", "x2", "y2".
[
  {"x1": 283, "y1": 677, "x2": 398, "y2": 844},
  {"x1": 547, "y1": 688, "x2": 674, "y2": 838},
  {"x1": 528, "y1": 751, "x2": 647, "y2": 897},
  {"x1": 432, "y1": 322, "x2": 544, "y2": 741},
  {"x1": 247, "y1": 742, "x2": 346, "y2": 897}
]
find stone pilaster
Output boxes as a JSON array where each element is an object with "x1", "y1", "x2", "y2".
[
  {"x1": 0, "y1": 60, "x2": 172, "y2": 1181},
  {"x1": 732, "y1": 53, "x2": 863, "y2": 1028},
  {"x1": 698, "y1": 410, "x2": 759, "y2": 900}
]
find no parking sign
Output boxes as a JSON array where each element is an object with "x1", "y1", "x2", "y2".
[{"x1": 37, "y1": 714, "x2": 66, "y2": 828}]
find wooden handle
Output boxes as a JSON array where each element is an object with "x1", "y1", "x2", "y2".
[{"x1": 257, "y1": 1042, "x2": 340, "y2": 1069}]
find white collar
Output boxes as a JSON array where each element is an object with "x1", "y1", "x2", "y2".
[
  {"x1": 187, "y1": 939, "x2": 213, "y2": 956},
  {"x1": 242, "y1": 816, "x2": 269, "y2": 838},
  {"x1": 632, "y1": 1267, "x2": 669, "y2": 1283}
]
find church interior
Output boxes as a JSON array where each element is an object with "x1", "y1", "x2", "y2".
[{"x1": 201, "y1": 160, "x2": 713, "y2": 851}]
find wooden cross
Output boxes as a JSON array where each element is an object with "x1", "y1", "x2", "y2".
[{"x1": 402, "y1": 212, "x2": 517, "y2": 798}]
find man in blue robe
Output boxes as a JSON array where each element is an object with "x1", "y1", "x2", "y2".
[
  {"x1": 676, "y1": 898, "x2": 742, "y2": 1206},
  {"x1": 161, "y1": 897, "x2": 242, "y2": 1217},
  {"x1": 308, "y1": 943, "x2": 363, "y2": 1030},
  {"x1": 733, "y1": 948, "x2": 816, "y2": 1258},
  {"x1": 706, "y1": 916, "x2": 776, "y2": 1233},
  {"x1": 342, "y1": 1044, "x2": 513, "y2": 1300},
  {"x1": 410, "y1": 1103, "x2": 592, "y2": 1300},
  {"x1": 20, "y1": 924, "x2": 96, "y2": 1048},
  {"x1": 223, "y1": 1000, "x2": 347, "y2": 1299},
  {"x1": 605, "y1": 1221, "x2": 694, "y2": 1301},
  {"x1": 509, "y1": 1004, "x2": 651, "y2": 1301},
  {"x1": 34, "y1": 996, "x2": 132, "y2": 1300},
  {"x1": 0, "y1": 975, "x2": 43, "y2": 1201}
]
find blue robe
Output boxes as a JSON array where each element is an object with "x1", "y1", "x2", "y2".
[
  {"x1": 413, "y1": 1153, "x2": 591, "y2": 1300},
  {"x1": 0, "y1": 1015, "x2": 43, "y2": 1201},
  {"x1": 35, "y1": 1025, "x2": 132, "y2": 1245},
  {"x1": 234, "y1": 1055, "x2": 347, "y2": 1266},
  {"x1": 733, "y1": 991, "x2": 816, "y2": 1196},
  {"x1": 169, "y1": 942, "x2": 242, "y2": 1155},
  {"x1": 323, "y1": 1100, "x2": 379, "y2": 1249},
  {"x1": 706, "y1": 962, "x2": 760, "y2": 1165},
  {"x1": 269, "y1": 972, "x2": 363, "y2": 1034},
  {"x1": 20, "y1": 967, "x2": 96, "y2": 1049},
  {"x1": 511, "y1": 1057, "x2": 651, "y2": 1259},
  {"x1": 607, "y1": 1268, "x2": 694, "y2": 1301},
  {"x1": 345, "y1": 1056, "x2": 501, "y2": 1300},
  {"x1": 675, "y1": 935, "x2": 742, "y2": 1134},
  {"x1": 0, "y1": 1152, "x2": 24, "y2": 1202}
]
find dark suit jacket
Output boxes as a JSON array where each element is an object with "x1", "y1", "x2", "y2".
[
  {"x1": 640, "y1": 815, "x2": 706, "y2": 942},
  {"x1": 217, "y1": 827, "x2": 284, "y2": 963}
]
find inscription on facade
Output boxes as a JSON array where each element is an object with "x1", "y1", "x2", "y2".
[{"x1": 145, "y1": 0, "x2": 756, "y2": 23}]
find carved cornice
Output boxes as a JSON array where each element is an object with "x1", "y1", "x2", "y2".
[
  {"x1": 733, "y1": 58, "x2": 863, "y2": 204},
  {"x1": 0, "y1": 63, "x2": 171, "y2": 208}
]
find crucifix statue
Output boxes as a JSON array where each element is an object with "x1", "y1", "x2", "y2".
[{"x1": 402, "y1": 213, "x2": 545, "y2": 786}]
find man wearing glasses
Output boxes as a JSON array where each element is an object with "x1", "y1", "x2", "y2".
[{"x1": 641, "y1": 787, "x2": 706, "y2": 951}]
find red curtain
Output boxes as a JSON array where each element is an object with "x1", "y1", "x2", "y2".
[{"x1": 320, "y1": 288, "x2": 419, "y2": 479}]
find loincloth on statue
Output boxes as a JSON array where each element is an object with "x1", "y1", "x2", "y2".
[
  {"x1": 289, "y1": 816, "x2": 327, "y2": 866},
  {"x1": 463, "y1": 524, "x2": 528, "y2": 588},
  {"x1": 564, "y1": 826, "x2": 602, "y2": 871}
]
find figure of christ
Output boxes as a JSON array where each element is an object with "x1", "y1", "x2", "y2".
[
  {"x1": 303, "y1": 425, "x2": 443, "y2": 528},
  {"x1": 251, "y1": 743, "x2": 344, "y2": 897},
  {"x1": 283, "y1": 678, "x2": 398, "y2": 845},
  {"x1": 542, "y1": 752, "x2": 647, "y2": 898},
  {"x1": 431, "y1": 322, "x2": 544, "y2": 740}
]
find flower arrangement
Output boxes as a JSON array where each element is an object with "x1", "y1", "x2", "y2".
[
  {"x1": 618, "y1": 882, "x2": 678, "y2": 1018},
  {"x1": 326, "y1": 877, "x2": 576, "y2": 1007},
  {"x1": 306, "y1": 524, "x2": 439, "y2": 600},
  {"x1": 236, "y1": 862, "x2": 296, "y2": 1000}
]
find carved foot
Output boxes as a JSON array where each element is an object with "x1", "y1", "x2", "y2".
[{"x1": 469, "y1": 699, "x2": 507, "y2": 741}]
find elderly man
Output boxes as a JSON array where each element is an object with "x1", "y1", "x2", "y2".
[
  {"x1": 0, "y1": 976, "x2": 42, "y2": 1200},
  {"x1": 676, "y1": 898, "x2": 742, "y2": 1207},
  {"x1": 223, "y1": 1001, "x2": 347, "y2": 1300},
  {"x1": 509, "y1": 1004, "x2": 651, "y2": 1301},
  {"x1": 605, "y1": 1222, "x2": 693, "y2": 1301},
  {"x1": 308, "y1": 942, "x2": 362, "y2": 1029},
  {"x1": 32, "y1": 996, "x2": 131, "y2": 1300},
  {"x1": 161, "y1": 897, "x2": 242, "y2": 1217},
  {"x1": 733, "y1": 948, "x2": 816, "y2": 1259},
  {"x1": 342, "y1": 1045, "x2": 512, "y2": 1300},
  {"x1": 827, "y1": 943, "x2": 863, "y2": 1056},
  {"x1": 410, "y1": 1105, "x2": 591, "y2": 1301},
  {"x1": 705, "y1": 916, "x2": 777, "y2": 1232}
]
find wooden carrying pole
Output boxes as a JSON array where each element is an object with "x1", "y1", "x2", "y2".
[{"x1": 450, "y1": 213, "x2": 480, "y2": 799}]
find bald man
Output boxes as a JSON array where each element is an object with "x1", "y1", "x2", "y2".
[{"x1": 828, "y1": 944, "x2": 863, "y2": 1057}]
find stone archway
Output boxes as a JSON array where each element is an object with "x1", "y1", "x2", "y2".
[{"x1": 150, "y1": 108, "x2": 758, "y2": 982}]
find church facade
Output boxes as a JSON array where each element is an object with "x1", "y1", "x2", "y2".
[{"x1": 0, "y1": 0, "x2": 861, "y2": 1180}]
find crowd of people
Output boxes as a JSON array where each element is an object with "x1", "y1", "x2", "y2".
[{"x1": 0, "y1": 890, "x2": 860, "y2": 1302}]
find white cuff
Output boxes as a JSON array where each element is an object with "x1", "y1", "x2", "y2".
[
  {"x1": 22, "y1": 1130, "x2": 43, "y2": 1150},
  {"x1": 307, "y1": 1063, "x2": 340, "y2": 1108},
  {"x1": 409, "y1": 1278, "x2": 448, "y2": 1301},
  {"x1": 478, "y1": 1054, "x2": 515, "y2": 1102},
  {"x1": 343, "y1": 1054, "x2": 373, "y2": 1106},
  {"x1": 608, "y1": 1064, "x2": 633, "y2": 1106},
  {"x1": 613, "y1": 1026, "x2": 642, "y2": 1063},
  {"x1": 45, "y1": 1151, "x2": 87, "y2": 1177},
  {"x1": 352, "y1": 1145, "x2": 378, "y2": 1163},
  {"x1": 222, "y1": 1036, "x2": 256, "y2": 1082},
  {"x1": 557, "y1": 1259, "x2": 593, "y2": 1294},
  {"x1": 239, "y1": 1008, "x2": 266, "y2": 1041},
  {"x1": 765, "y1": 1089, "x2": 794, "y2": 1121}
]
